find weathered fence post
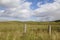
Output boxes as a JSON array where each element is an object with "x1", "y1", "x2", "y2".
[
  {"x1": 24, "y1": 24, "x2": 27, "y2": 33},
  {"x1": 48, "y1": 25, "x2": 52, "y2": 36}
]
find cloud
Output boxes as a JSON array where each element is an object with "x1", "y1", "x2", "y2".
[
  {"x1": 0, "y1": 0, "x2": 60, "y2": 21},
  {"x1": 33, "y1": 0, "x2": 60, "y2": 21},
  {"x1": 0, "y1": 0, "x2": 20, "y2": 8},
  {"x1": 0, "y1": 0, "x2": 33, "y2": 21},
  {"x1": 55, "y1": 0, "x2": 60, "y2": 2}
]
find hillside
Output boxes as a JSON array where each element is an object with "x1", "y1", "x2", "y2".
[
  {"x1": 0, "y1": 21, "x2": 60, "y2": 25},
  {"x1": 0, "y1": 21, "x2": 60, "y2": 40}
]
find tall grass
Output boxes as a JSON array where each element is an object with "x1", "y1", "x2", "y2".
[{"x1": 0, "y1": 21, "x2": 60, "y2": 40}]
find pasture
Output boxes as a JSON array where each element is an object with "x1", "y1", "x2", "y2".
[{"x1": 0, "y1": 21, "x2": 60, "y2": 40}]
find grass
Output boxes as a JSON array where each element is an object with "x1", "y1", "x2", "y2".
[{"x1": 0, "y1": 21, "x2": 60, "y2": 40}]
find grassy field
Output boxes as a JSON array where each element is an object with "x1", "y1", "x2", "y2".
[{"x1": 0, "y1": 21, "x2": 60, "y2": 40}]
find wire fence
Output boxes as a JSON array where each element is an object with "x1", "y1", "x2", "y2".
[{"x1": 0, "y1": 24, "x2": 60, "y2": 40}]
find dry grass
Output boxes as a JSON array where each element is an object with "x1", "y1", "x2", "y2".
[{"x1": 0, "y1": 21, "x2": 60, "y2": 40}]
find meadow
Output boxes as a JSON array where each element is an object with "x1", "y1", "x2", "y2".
[{"x1": 0, "y1": 21, "x2": 60, "y2": 40}]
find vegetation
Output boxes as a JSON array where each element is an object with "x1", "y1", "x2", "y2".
[
  {"x1": 54, "y1": 20, "x2": 60, "y2": 22},
  {"x1": 0, "y1": 21, "x2": 60, "y2": 40}
]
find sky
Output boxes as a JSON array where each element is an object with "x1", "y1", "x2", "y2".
[{"x1": 0, "y1": 0, "x2": 60, "y2": 21}]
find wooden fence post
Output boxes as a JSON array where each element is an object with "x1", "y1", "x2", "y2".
[
  {"x1": 48, "y1": 25, "x2": 52, "y2": 36},
  {"x1": 24, "y1": 24, "x2": 27, "y2": 33}
]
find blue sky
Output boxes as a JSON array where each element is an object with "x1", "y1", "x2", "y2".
[
  {"x1": 0, "y1": 0, "x2": 54, "y2": 10},
  {"x1": 27, "y1": 0, "x2": 54, "y2": 10},
  {"x1": 0, "y1": 0, "x2": 60, "y2": 21}
]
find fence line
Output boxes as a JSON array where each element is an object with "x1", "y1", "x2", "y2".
[
  {"x1": 0, "y1": 24, "x2": 60, "y2": 40},
  {"x1": 23, "y1": 24, "x2": 60, "y2": 35}
]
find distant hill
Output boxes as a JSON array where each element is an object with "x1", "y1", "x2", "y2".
[
  {"x1": 0, "y1": 21, "x2": 60, "y2": 25},
  {"x1": 54, "y1": 20, "x2": 60, "y2": 22}
]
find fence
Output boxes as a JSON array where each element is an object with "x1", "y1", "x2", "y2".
[
  {"x1": 0, "y1": 24, "x2": 60, "y2": 40},
  {"x1": 24, "y1": 24, "x2": 60, "y2": 33}
]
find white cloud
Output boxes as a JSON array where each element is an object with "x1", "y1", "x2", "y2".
[
  {"x1": 0, "y1": 0, "x2": 25, "y2": 8},
  {"x1": 55, "y1": 0, "x2": 60, "y2": 2},
  {"x1": 0, "y1": 0, "x2": 33, "y2": 21},
  {"x1": 0, "y1": 0, "x2": 60, "y2": 21},
  {"x1": 36, "y1": 1, "x2": 60, "y2": 13},
  {"x1": 34, "y1": 0, "x2": 60, "y2": 21},
  {"x1": 0, "y1": 0, "x2": 16, "y2": 8}
]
